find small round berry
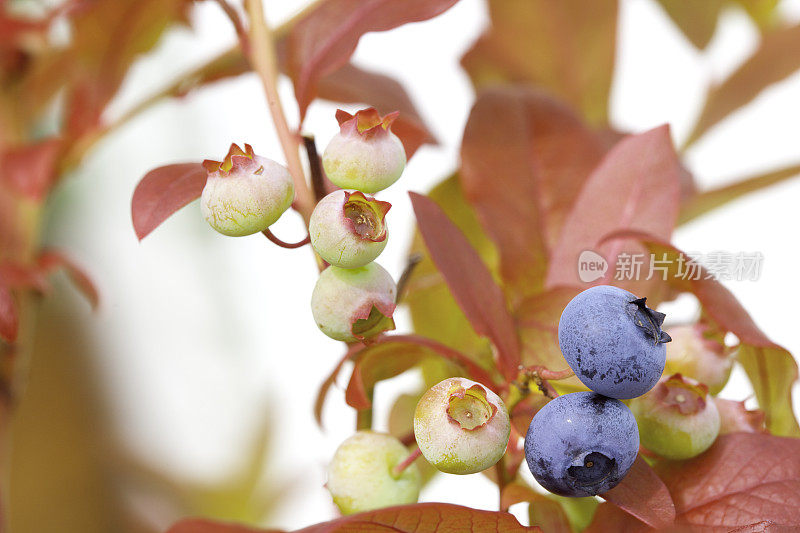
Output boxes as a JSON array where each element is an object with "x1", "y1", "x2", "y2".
[
  {"x1": 664, "y1": 324, "x2": 731, "y2": 394},
  {"x1": 558, "y1": 285, "x2": 670, "y2": 399},
  {"x1": 414, "y1": 377, "x2": 510, "y2": 475},
  {"x1": 525, "y1": 392, "x2": 639, "y2": 497},
  {"x1": 629, "y1": 374, "x2": 721, "y2": 460},
  {"x1": 310, "y1": 263, "x2": 396, "y2": 342},
  {"x1": 200, "y1": 143, "x2": 294, "y2": 236},
  {"x1": 309, "y1": 190, "x2": 390, "y2": 268},
  {"x1": 322, "y1": 108, "x2": 406, "y2": 194},
  {"x1": 327, "y1": 431, "x2": 421, "y2": 515}
]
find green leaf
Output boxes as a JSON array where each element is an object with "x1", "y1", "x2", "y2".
[
  {"x1": 678, "y1": 163, "x2": 800, "y2": 225},
  {"x1": 685, "y1": 23, "x2": 800, "y2": 146},
  {"x1": 461, "y1": 0, "x2": 618, "y2": 126}
]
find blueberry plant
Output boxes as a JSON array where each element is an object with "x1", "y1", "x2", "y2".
[{"x1": 4, "y1": 0, "x2": 800, "y2": 532}]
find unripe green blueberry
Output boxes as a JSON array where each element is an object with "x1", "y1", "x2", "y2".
[
  {"x1": 327, "y1": 431, "x2": 421, "y2": 515},
  {"x1": 322, "y1": 108, "x2": 406, "y2": 194},
  {"x1": 310, "y1": 263, "x2": 396, "y2": 342},
  {"x1": 201, "y1": 143, "x2": 294, "y2": 236},
  {"x1": 629, "y1": 374, "x2": 721, "y2": 460},
  {"x1": 414, "y1": 377, "x2": 510, "y2": 475},
  {"x1": 309, "y1": 190, "x2": 390, "y2": 268},
  {"x1": 664, "y1": 324, "x2": 732, "y2": 394}
]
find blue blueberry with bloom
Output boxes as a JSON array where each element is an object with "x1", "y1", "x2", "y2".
[
  {"x1": 558, "y1": 285, "x2": 671, "y2": 399},
  {"x1": 524, "y1": 392, "x2": 639, "y2": 497}
]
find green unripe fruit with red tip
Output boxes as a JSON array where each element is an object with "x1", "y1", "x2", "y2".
[
  {"x1": 309, "y1": 190, "x2": 390, "y2": 268},
  {"x1": 310, "y1": 263, "x2": 396, "y2": 342},
  {"x1": 664, "y1": 324, "x2": 732, "y2": 395},
  {"x1": 201, "y1": 143, "x2": 294, "y2": 236},
  {"x1": 414, "y1": 377, "x2": 510, "y2": 475},
  {"x1": 327, "y1": 431, "x2": 421, "y2": 515},
  {"x1": 629, "y1": 373, "x2": 721, "y2": 460},
  {"x1": 322, "y1": 108, "x2": 406, "y2": 194}
]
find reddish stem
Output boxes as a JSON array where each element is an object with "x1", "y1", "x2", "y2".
[
  {"x1": 262, "y1": 229, "x2": 310, "y2": 249},
  {"x1": 392, "y1": 447, "x2": 422, "y2": 477},
  {"x1": 213, "y1": 0, "x2": 251, "y2": 57},
  {"x1": 524, "y1": 366, "x2": 574, "y2": 381}
]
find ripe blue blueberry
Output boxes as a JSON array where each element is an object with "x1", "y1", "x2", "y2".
[
  {"x1": 524, "y1": 392, "x2": 639, "y2": 497},
  {"x1": 558, "y1": 285, "x2": 671, "y2": 399}
]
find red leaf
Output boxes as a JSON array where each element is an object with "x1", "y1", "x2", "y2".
[
  {"x1": 600, "y1": 456, "x2": 676, "y2": 529},
  {"x1": 501, "y1": 483, "x2": 571, "y2": 533},
  {"x1": 0, "y1": 139, "x2": 62, "y2": 201},
  {"x1": 410, "y1": 192, "x2": 520, "y2": 381},
  {"x1": 317, "y1": 63, "x2": 437, "y2": 159},
  {"x1": 460, "y1": 87, "x2": 605, "y2": 300},
  {"x1": 345, "y1": 334, "x2": 497, "y2": 410},
  {"x1": 168, "y1": 503, "x2": 539, "y2": 533},
  {"x1": 0, "y1": 282, "x2": 18, "y2": 343},
  {"x1": 287, "y1": 0, "x2": 460, "y2": 117},
  {"x1": 545, "y1": 126, "x2": 682, "y2": 292},
  {"x1": 37, "y1": 249, "x2": 99, "y2": 309},
  {"x1": 0, "y1": 262, "x2": 50, "y2": 293},
  {"x1": 658, "y1": 433, "x2": 800, "y2": 530},
  {"x1": 131, "y1": 163, "x2": 207, "y2": 240}
]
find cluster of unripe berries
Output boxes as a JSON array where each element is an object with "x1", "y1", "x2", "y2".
[{"x1": 196, "y1": 119, "x2": 725, "y2": 513}]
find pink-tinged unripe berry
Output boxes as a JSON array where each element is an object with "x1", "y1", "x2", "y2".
[
  {"x1": 200, "y1": 143, "x2": 294, "y2": 236},
  {"x1": 414, "y1": 377, "x2": 510, "y2": 475},
  {"x1": 309, "y1": 190, "x2": 390, "y2": 268},
  {"x1": 715, "y1": 398, "x2": 766, "y2": 435},
  {"x1": 664, "y1": 324, "x2": 732, "y2": 394},
  {"x1": 310, "y1": 263, "x2": 396, "y2": 342},
  {"x1": 322, "y1": 108, "x2": 406, "y2": 194},
  {"x1": 327, "y1": 431, "x2": 421, "y2": 515},
  {"x1": 629, "y1": 374, "x2": 721, "y2": 460}
]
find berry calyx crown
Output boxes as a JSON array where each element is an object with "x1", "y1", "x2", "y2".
[
  {"x1": 446, "y1": 383, "x2": 497, "y2": 430},
  {"x1": 342, "y1": 191, "x2": 391, "y2": 242},
  {"x1": 336, "y1": 108, "x2": 399, "y2": 140},
  {"x1": 655, "y1": 373, "x2": 709, "y2": 415},
  {"x1": 202, "y1": 143, "x2": 263, "y2": 177}
]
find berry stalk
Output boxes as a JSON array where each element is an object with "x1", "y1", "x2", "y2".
[
  {"x1": 262, "y1": 229, "x2": 311, "y2": 249},
  {"x1": 391, "y1": 447, "x2": 422, "y2": 477}
]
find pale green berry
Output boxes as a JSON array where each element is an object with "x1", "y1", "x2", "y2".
[
  {"x1": 310, "y1": 263, "x2": 396, "y2": 342},
  {"x1": 322, "y1": 108, "x2": 406, "y2": 194},
  {"x1": 327, "y1": 431, "x2": 421, "y2": 515},
  {"x1": 664, "y1": 324, "x2": 732, "y2": 395},
  {"x1": 309, "y1": 190, "x2": 390, "y2": 268},
  {"x1": 200, "y1": 143, "x2": 294, "y2": 236},
  {"x1": 414, "y1": 377, "x2": 510, "y2": 475},
  {"x1": 629, "y1": 373, "x2": 721, "y2": 460}
]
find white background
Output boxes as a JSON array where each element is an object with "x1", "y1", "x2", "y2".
[{"x1": 43, "y1": 0, "x2": 800, "y2": 528}]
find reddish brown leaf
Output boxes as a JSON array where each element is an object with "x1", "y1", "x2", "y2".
[
  {"x1": 600, "y1": 456, "x2": 676, "y2": 529},
  {"x1": 658, "y1": 433, "x2": 800, "y2": 530},
  {"x1": 584, "y1": 503, "x2": 650, "y2": 533},
  {"x1": 37, "y1": 249, "x2": 99, "y2": 309},
  {"x1": 317, "y1": 63, "x2": 437, "y2": 159},
  {"x1": 410, "y1": 192, "x2": 520, "y2": 380},
  {"x1": 716, "y1": 398, "x2": 766, "y2": 435},
  {"x1": 0, "y1": 262, "x2": 50, "y2": 293},
  {"x1": 0, "y1": 282, "x2": 18, "y2": 343},
  {"x1": 287, "y1": 0, "x2": 459, "y2": 117},
  {"x1": 460, "y1": 87, "x2": 605, "y2": 301},
  {"x1": 131, "y1": 163, "x2": 207, "y2": 240},
  {"x1": 169, "y1": 503, "x2": 539, "y2": 533},
  {"x1": 345, "y1": 334, "x2": 497, "y2": 410},
  {"x1": 686, "y1": 23, "x2": 800, "y2": 146},
  {"x1": 501, "y1": 483, "x2": 572, "y2": 533},
  {"x1": 602, "y1": 231, "x2": 799, "y2": 437},
  {"x1": 0, "y1": 139, "x2": 61, "y2": 201},
  {"x1": 545, "y1": 126, "x2": 682, "y2": 293},
  {"x1": 461, "y1": 0, "x2": 618, "y2": 126}
]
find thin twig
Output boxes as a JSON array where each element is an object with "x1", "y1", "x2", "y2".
[
  {"x1": 392, "y1": 447, "x2": 422, "y2": 477},
  {"x1": 212, "y1": 0, "x2": 251, "y2": 57},
  {"x1": 302, "y1": 135, "x2": 327, "y2": 204},
  {"x1": 244, "y1": 0, "x2": 313, "y2": 220},
  {"x1": 262, "y1": 229, "x2": 310, "y2": 249}
]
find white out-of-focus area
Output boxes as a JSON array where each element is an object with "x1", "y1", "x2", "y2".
[{"x1": 40, "y1": 0, "x2": 800, "y2": 529}]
